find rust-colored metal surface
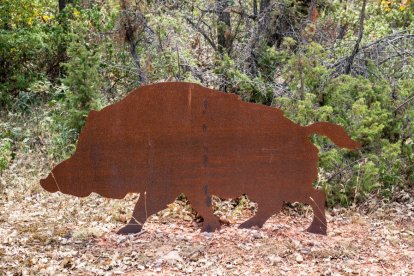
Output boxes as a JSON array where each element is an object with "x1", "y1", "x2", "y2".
[{"x1": 41, "y1": 82, "x2": 360, "y2": 235}]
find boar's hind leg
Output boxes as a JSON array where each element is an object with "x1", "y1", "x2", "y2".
[
  {"x1": 239, "y1": 200, "x2": 282, "y2": 229},
  {"x1": 186, "y1": 191, "x2": 221, "y2": 232},
  {"x1": 304, "y1": 189, "x2": 327, "y2": 235}
]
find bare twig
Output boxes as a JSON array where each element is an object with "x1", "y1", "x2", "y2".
[
  {"x1": 328, "y1": 158, "x2": 367, "y2": 182},
  {"x1": 344, "y1": 0, "x2": 367, "y2": 74},
  {"x1": 185, "y1": 17, "x2": 217, "y2": 51},
  {"x1": 395, "y1": 94, "x2": 414, "y2": 114}
]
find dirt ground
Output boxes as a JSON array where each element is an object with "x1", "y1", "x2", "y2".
[{"x1": 1, "y1": 152, "x2": 413, "y2": 275}]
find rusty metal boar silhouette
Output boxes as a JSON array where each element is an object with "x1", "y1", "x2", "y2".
[{"x1": 41, "y1": 82, "x2": 360, "y2": 235}]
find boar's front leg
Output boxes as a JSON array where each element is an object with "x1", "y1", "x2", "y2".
[
  {"x1": 117, "y1": 191, "x2": 174, "y2": 235},
  {"x1": 117, "y1": 199, "x2": 145, "y2": 235}
]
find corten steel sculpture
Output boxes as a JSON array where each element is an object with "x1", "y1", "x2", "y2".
[{"x1": 41, "y1": 82, "x2": 360, "y2": 235}]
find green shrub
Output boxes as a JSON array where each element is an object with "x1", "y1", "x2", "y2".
[
  {"x1": 0, "y1": 0, "x2": 57, "y2": 109},
  {"x1": 49, "y1": 37, "x2": 103, "y2": 160},
  {"x1": 0, "y1": 138, "x2": 13, "y2": 175}
]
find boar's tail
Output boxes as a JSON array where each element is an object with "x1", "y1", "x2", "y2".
[{"x1": 304, "y1": 122, "x2": 361, "y2": 150}]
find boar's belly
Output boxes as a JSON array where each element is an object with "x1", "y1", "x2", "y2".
[{"x1": 206, "y1": 156, "x2": 318, "y2": 199}]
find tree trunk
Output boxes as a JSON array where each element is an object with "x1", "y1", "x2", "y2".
[
  {"x1": 345, "y1": 0, "x2": 367, "y2": 74},
  {"x1": 260, "y1": 0, "x2": 271, "y2": 13},
  {"x1": 216, "y1": 0, "x2": 232, "y2": 54},
  {"x1": 120, "y1": 0, "x2": 148, "y2": 84},
  {"x1": 253, "y1": 0, "x2": 258, "y2": 18},
  {"x1": 259, "y1": 0, "x2": 276, "y2": 46},
  {"x1": 58, "y1": 0, "x2": 69, "y2": 11},
  {"x1": 259, "y1": 0, "x2": 271, "y2": 30},
  {"x1": 54, "y1": 0, "x2": 73, "y2": 77}
]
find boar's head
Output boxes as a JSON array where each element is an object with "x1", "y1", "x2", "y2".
[
  {"x1": 40, "y1": 155, "x2": 94, "y2": 197},
  {"x1": 41, "y1": 106, "x2": 136, "y2": 199},
  {"x1": 40, "y1": 110, "x2": 105, "y2": 198}
]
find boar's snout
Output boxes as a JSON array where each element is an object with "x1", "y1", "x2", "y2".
[
  {"x1": 40, "y1": 175, "x2": 59, "y2": 193},
  {"x1": 41, "y1": 158, "x2": 95, "y2": 197}
]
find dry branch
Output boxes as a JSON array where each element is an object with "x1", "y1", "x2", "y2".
[{"x1": 344, "y1": 0, "x2": 367, "y2": 74}]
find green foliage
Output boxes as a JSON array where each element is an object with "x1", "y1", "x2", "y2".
[
  {"x1": 0, "y1": 138, "x2": 12, "y2": 174},
  {"x1": 0, "y1": 121, "x2": 19, "y2": 174},
  {"x1": 48, "y1": 37, "x2": 102, "y2": 160},
  {"x1": 214, "y1": 54, "x2": 274, "y2": 104},
  {"x1": 0, "y1": 0, "x2": 57, "y2": 108},
  {"x1": 61, "y1": 40, "x2": 102, "y2": 132}
]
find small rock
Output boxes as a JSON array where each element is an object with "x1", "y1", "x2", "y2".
[
  {"x1": 268, "y1": 255, "x2": 282, "y2": 265},
  {"x1": 189, "y1": 251, "x2": 202, "y2": 262},
  {"x1": 61, "y1": 257, "x2": 72, "y2": 269},
  {"x1": 295, "y1": 253, "x2": 303, "y2": 263},
  {"x1": 202, "y1": 232, "x2": 212, "y2": 238},
  {"x1": 292, "y1": 239, "x2": 301, "y2": 248},
  {"x1": 219, "y1": 216, "x2": 231, "y2": 226},
  {"x1": 163, "y1": 251, "x2": 184, "y2": 265},
  {"x1": 252, "y1": 231, "x2": 263, "y2": 239}
]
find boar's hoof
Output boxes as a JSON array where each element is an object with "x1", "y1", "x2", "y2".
[
  {"x1": 306, "y1": 224, "x2": 327, "y2": 235},
  {"x1": 117, "y1": 224, "x2": 142, "y2": 235},
  {"x1": 238, "y1": 220, "x2": 263, "y2": 229},
  {"x1": 201, "y1": 220, "x2": 221, "y2": 232}
]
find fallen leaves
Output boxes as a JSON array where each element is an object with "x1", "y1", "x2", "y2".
[
  {"x1": 2, "y1": 192, "x2": 413, "y2": 275},
  {"x1": 1, "y1": 151, "x2": 413, "y2": 274}
]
